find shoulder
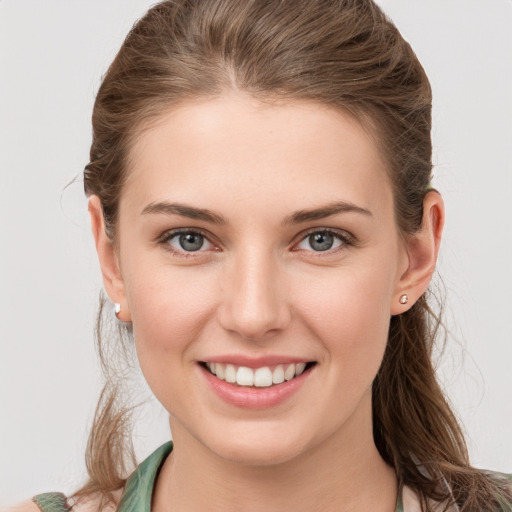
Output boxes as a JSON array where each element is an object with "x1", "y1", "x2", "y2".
[
  {"x1": 1, "y1": 500, "x2": 41, "y2": 512},
  {"x1": 403, "y1": 473, "x2": 512, "y2": 512},
  {"x1": 484, "y1": 471, "x2": 512, "y2": 505},
  {"x1": 3, "y1": 491, "x2": 122, "y2": 512},
  {"x1": 69, "y1": 492, "x2": 122, "y2": 512}
]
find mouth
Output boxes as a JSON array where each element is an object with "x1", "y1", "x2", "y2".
[{"x1": 199, "y1": 361, "x2": 317, "y2": 388}]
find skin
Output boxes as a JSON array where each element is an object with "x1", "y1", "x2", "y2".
[{"x1": 89, "y1": 92, "x2": 444, "y2": 512}]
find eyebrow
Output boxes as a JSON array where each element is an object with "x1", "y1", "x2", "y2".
[
  {"x1": 141, "y1": 201, "x2": 227, "y2": 224},
  {"x1": 281, "y1": 201, "x2": 372, "y2": 226},
  {"x1": 141, "y1": 200, "x2": 372, "y2": 225}
]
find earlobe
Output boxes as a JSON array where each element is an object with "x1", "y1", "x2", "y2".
[
  {"x1": 391, "y1": 191, "x2": 445, "y2": 315},
  {"x1": 88, "y1": 196, "x2": 132, "y2": 322}
]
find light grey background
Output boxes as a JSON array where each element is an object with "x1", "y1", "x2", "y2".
[{"x1": 1, "y1": 0, "x2": 511, "y2": 505}]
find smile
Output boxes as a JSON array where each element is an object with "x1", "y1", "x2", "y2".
[
  {"x1": 203, "y1": 362, "x2": 315, "y2": 388},
  {"x1": 199, "y1": 359, "x2": 316, "y2": 408}
]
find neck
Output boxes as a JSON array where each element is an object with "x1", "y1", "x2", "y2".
[{"x1": 153, "y1": 393, "x2": 397, "y2": 512}]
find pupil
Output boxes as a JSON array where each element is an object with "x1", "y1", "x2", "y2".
[
  {"x1": 309, "y1": 232, "x2": 333, "y2": 251},
  {"x1": 179, "y1": 233, "x2": 203, "y2": 251}
]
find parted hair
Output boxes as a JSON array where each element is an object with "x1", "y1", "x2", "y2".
[{"x1": 80, "y1": 1, "x2": 511, "y2": 510}]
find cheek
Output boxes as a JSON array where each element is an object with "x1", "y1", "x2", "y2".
[
  {"x1": 292, "y1": 259, "x2": 394, "y2": 372},
  {"x1": 125, "y1": 265, "x2": 218, "y2": 386}
]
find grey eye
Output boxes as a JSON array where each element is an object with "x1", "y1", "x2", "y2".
[
  {"x1": 178, "y1": 232, "x2": 205, "y2": 251},
  {"x1": 308, "y1": 232, "x2": 334, "y2": 251},
  {"x1": 296, "y1": 231, "x2": 344, "y2": 252},
  {"x1": 166, "y1": 231, "x2": 212, "y2": 252}
]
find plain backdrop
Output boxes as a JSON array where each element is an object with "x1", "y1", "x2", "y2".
[{"x1": 1, "y1": 0, "x2": 511, "y2": 505}]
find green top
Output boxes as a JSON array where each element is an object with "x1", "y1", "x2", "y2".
[
  {"x1": 117, "y1": 441, "x2": 174, "y2": 512},
  {"x1": 33, "y1": 441, "x2": 406, "y2": 511}
]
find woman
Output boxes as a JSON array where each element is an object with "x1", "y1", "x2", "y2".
[{"x1": 10, "y1": 0, "x2": 512, "y2": 511}]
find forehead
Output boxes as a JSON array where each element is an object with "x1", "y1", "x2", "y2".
[{"x1": 122, "y1": 93, "x2": 393, "y2": 222}]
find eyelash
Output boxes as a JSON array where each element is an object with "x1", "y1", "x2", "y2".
[{"x1": 157, "y1": 227, "x2": 355, "y2": 258}]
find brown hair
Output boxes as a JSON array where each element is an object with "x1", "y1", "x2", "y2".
[{"x1": 79, "y1": 1, "x2": 511, "y2": 510}]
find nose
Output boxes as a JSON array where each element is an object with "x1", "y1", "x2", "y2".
[{"x1": 218, "y1": 248, "x2": 291, "y2": 341}]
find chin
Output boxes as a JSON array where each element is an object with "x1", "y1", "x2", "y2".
[
  {"x1": 216, "y1": 441, "x2": 304, "y2": 467},
  {"x1": 203, "y1": 424, "x2": 313, "y2": 467}
]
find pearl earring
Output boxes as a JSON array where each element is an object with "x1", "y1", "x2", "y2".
[
  {"x1": 399, "y1": 294, "x2": 408, "y2": 305},
  {"x1": 114, "y1": 303, "x2": 122, "y2": 318}
]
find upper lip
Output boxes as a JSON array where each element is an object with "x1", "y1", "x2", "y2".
[{"x1": 200, "y1": 355, "x2": 314, "y2": 368}]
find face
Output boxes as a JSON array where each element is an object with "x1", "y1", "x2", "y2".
[{"x1": 113, "y1": 93, "x2": 410, "y2": 465}]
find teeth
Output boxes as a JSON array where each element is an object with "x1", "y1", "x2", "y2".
[
  {"x1": 225, "y1": 364, "x2": 237, "y2": 383},
  {"x1": 272, "y1": 365, "x2": 285, "y2": 384},
  {"x1": 205, "y1": 362, "x2": 311, "y2": 387},
  {"x1": 216, "y1": 363, "x2": 225, "y2": 380},
  {"x1": 295, "y1": 362, "x2": 306, "y2": 376},
  {"x1": 254, "y1": 367, "x2": 273, "y2": 387},
  {"x1": 236, "y1": 366, "x2": 254, "y2": 386},
  {"x1": 284, "y1": 364, "x2": 295, "y2": 381}
]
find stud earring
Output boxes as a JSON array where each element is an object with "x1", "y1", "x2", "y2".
[
  {"x1": 399, "y1": 294, "x2": 408, "y2": 305},
  {"x1": 113, "y1": 302, "x2": 132, "y2": 326}
]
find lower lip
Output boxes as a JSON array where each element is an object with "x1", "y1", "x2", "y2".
[{"x1": 201, "y1": 365, "x2": 313, "y2": 409}]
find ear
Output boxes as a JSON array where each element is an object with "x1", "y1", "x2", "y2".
[
  {"x1": 391, "y1": 190, "x2": 445, "y2": 315},
  {"x1": 88, "y1": 195, "x2": 132, "y2": 322}
]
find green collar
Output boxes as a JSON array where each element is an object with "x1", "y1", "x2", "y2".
[
  {"x1": 118, "y1": 441, "x2": 173, "y2": 512},
  {"x1": 117, "y1": 441, "x2": 404, "y2": 511}
]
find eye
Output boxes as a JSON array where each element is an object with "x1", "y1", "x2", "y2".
[
  {"x1": 160, "y1": 229, "x2": 215, "y2": 255},
  {"x1": 295, "y1": 229, "x2": 351, "y2": 253}
]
